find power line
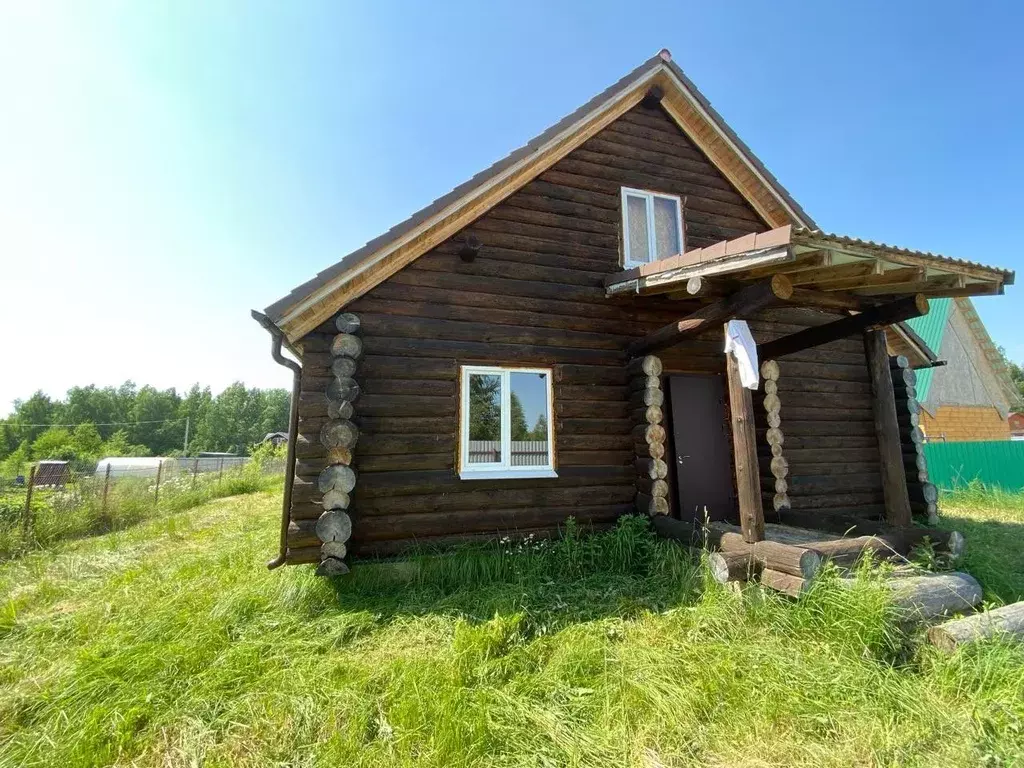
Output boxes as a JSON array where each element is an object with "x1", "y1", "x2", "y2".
[{"x1": 1, "y1": 418, "x2": 187, "y2": 429}]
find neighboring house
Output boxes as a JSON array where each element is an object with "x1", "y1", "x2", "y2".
[
  {"x1": 263, "y1": 432, "x2": 289, "y2": 447},
  {"x1": 254, "y1": 50, "x2": 1014, "y2": 571},
  {"x1": 1009, "y1": 412, "x2": 1024, "y2": 440},
  {"x1": 903, "y1": 299, "x2": 1021, "y2": 442}
]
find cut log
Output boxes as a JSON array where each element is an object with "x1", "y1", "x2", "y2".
[
  {"x1": 627, "y1": 355, "x2": 663, "y2": 377},
  {"x1": 326, "y1": 377, "x2": 361, "y2": 403},
  {"x1": 888, "y1": 572, "x2": 982, "y2": 621},
  {"x1": 635, "y1": 457, "x2": 669, "y2": 480},
  {"x1": 760, "y1": 359, "x2": 780, "y2": 381},
  {"x1": 709, "y1": 550, "x2": 760, "y2": 584},
  {"x1": 631, "y1": 405, "x2": 664, "y2": 425},
  {"x1": 636, "y1": 492, "x2": 669, "y2": 516},
  {"x1": 321, "y1": 540, "x2": 348, "y2": 560},
  {"x1": 327, "y1": 447, "x2": 353, "y2": 466},
  {"x1": 636, "y1": 477, "x2": 669, "y2": 498},
  {"x1": 764, "y1": 427, "x2": 784, "y2": 446},
  {"x1": 330, "y1": 356, "x2": 359, "y2": 379},
  {"x1": 628, "y1": 275, "x2": 792, "y2": 356},
  {"x1": 315, "y1": 510, "x2": 352, "y2": 543},
  {"x1": 629, "y1": 387, "x2": 664, "y2": 408},
  {"x1": 928, "y1": 602, "x2": 1024, "y2": 652},
  {"x1": 760, "y1": 568, "x2": 809, "y2": 597},
  {"x1": 315, "y1": 557, "x2": 350, "y2": 577},
  {"x1": 321, "y1": 488, "x2": 351, "y2": 511},
  {"x1": 906, "y1": 482, "x2": 939, "y2": 504},
  {"x1": 334, "y1": 312, "x2": 361, "y2": 334},
  {"x1": 703, "y1": 523, "x2": 820, "y2": 579},
  {"x1": 763, "y1": 379, "x2": 778, "y2": 395},
  {"x1": 632, "y1": 423, "x2": 666, "y2": 445},
  {"x1": 634, "y1": 441, "x2": 666, "y2": 459},
  {"x1": 327, "y1": 400, "x2": 355, "y2": 420},
  {"x1": 630, "y1": 375, "x2": 662, "y2": 392},
  {"x1": 320, "y1": 419, "x2": 359, "y2": 450},
  {"x1": 888, "y1": 354, "x2": 910, "y2": 370},
  {"x1": 318, "y1": 464, "x2": 357, "y2": 494},
  {"x1": 762, "y1": 393, "x2": 781, "y2": 413},
  {"x1": 330, "y1": 333, "x2": 363, "y2": 359}
]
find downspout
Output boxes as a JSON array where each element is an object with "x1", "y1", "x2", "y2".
[{"x1": 251, "y1": 310, "x2": 302, "y2": 570}]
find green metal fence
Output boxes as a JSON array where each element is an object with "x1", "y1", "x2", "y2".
[{"x1": 924, "y1": 440, "x2": 1024, "y2": 491}]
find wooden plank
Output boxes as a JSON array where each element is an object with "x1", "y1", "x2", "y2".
[
  {"x1": 864, "y1": 329, "x2": 913, "y2": 527},
  {"x1": 727, "y1": 347, "x2": 764, "y2": 543}
]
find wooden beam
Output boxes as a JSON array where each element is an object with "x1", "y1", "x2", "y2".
[
  {"x1": 789, "y1": 260, "x2": 877, "y2": 286},
  {"x1": 814, "y1": 266, "x2": 925, "y2": 293},
  {"x1": 627, "y1": 275, "x2": 793, "y2": 356},
  {"x1": 732, "y1": 249, "x2": 831, "y2": 281},
  {"x1": 853, "y1": 274, "x2": 962, "y2": 296},
  {"x1": 864, "y1": 328, "x2": 913, "y2": 527},
  {"x1": 758, "y1": 294, "x2": 928, "y2": 360},
  {"x1": 726, "y1": 348, "x2": 764, "y2": 543},
  {"x1": 785, "y1": 288, "x2": 869, "y2": 312}
]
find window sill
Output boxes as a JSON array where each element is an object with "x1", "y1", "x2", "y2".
[{"x1": 459, "y1": 468, "x2": 558, "y2": 481}]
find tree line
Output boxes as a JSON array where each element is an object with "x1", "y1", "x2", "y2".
[{"x1": 0, "y1": 382, "x2": 290, "y2": 475}]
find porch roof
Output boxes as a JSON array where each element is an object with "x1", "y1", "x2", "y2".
[{"x1": 605, "y1": 225, "x2": 1015, "y2": 303}]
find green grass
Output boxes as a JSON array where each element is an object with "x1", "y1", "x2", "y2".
[
  {"x1": 0, "y1": 492, "x2": 1022, "y2": 767},
  {"x1": 0, "y1": 465, "x2": 282, "y2": 560}
]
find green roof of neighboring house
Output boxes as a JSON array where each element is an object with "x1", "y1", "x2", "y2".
[{"x1": 906, "y1": 298, "x2": 952, "y2": 401}]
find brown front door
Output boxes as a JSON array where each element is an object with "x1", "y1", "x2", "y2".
[{"x1": 667, "y1": 374, "x2": 734, "y2": 525}]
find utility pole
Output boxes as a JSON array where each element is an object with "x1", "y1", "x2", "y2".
[{"x1": 183, "y1": 416, "x2": 190, "y2": 456}]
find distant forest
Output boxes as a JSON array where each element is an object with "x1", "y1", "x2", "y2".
[{"x1": 0, "y1": 382, "x2": 289, "y2": 474}]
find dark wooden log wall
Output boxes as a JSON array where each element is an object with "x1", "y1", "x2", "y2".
[
  {"x1": 755, "y1": 308, "x2": 887, "y2": 526},
  {"x1": 284, "y1": 103, "x2": 882, "y2": 558}
]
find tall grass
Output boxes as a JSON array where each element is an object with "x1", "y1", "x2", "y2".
[
  {"x1": 0, "y1": 493, "x2": 1022, "y2": 766},
  {"x1": 0, "y1": 463, "x2": 281, "y2": 560}
]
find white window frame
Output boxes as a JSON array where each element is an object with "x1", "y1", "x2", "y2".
[
  {"x1": 621, "y1": 187, "x2": 685, "y2": 268},
  {"x1": 459, "y1": 365, "x2": 557, "y2": 480}
]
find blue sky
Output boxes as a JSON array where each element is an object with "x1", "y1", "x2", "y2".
[{"x1": 2, "y1": 1, "x2": 1022, "y2": 415}]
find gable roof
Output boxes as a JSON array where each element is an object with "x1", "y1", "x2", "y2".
[
  {"x1": 263, "y1": 49, "x2": 817, "y2": 342},
  {"x1": 907, "y1": 298, "x2": 1021, "y2": 407}
]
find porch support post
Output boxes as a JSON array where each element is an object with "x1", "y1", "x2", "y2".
[
  {"x1": 758, "y1": 294, "x2": 929, "y2": 360},
  {"x1": 726, "y1": 343, "x2": 765, "y2": 543},
  {"x1": 627, "y1": 275, "x2": 792, "y2": 357},
  {"x1": 864, "y1": 328, "x2": 913, "y2": 527}
]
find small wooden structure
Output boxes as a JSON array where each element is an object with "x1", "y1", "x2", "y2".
[{"x1": 254, "y1": 50, "x2": 1015, "y2": 574}]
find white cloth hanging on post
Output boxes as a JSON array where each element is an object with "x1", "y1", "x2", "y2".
[{"x1": 724, "y1": 319, "x2": 759, "y2": 390}]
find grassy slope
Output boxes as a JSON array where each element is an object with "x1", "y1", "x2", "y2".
[{"x1": 0, "y1": 492, "x2": 1022, "y2": 767}]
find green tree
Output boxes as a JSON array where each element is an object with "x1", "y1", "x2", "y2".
[
  {"x1": 998, "y1": 346, "x2": 1024, "y2": 402},
  {"x1": 1, "y1": 440, "x2": 31, "y2": 477},
  {"x1": 31, "y1": 427, "x2": 75, "y2": 460},
  {"x1": 468, "y1": 375, "x2": 500, "y2": 441},
  {"x1": 101, "y1": 429, "x2": 151, "y2": 457},
  {"x1": 529, "y1": 413, "x2": 549, "y2": 441},
  {"x1": 510, "y1": 392, "x2": 529, "y2": 440},
  {"x1": 69, "y1": 423, "x2": 103, "y2": 460}
]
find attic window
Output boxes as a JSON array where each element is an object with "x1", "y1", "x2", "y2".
[{"x1": 621, "y1": 187, "x2": 683, "y2": 267}]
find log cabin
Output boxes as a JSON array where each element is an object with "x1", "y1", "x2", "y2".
[{"x1": 252, "y1": 49, "x2": 1015, "y2": 574}]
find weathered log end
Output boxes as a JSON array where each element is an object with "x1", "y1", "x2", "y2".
[
  {"x1": 889, "y1": 572, "x2": 983, "y2": 622},
  {"x1": 315, "y1": 557, "x2": 351, "y2": 577},
  {"x1": 927, "y1": 601, "x2": 1024, "y2": 652},
  {"x1": 316, "y1": 510, "x2": 353, "y2": 543}
]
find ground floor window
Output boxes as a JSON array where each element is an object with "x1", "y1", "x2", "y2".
[{"x1": 460, "y1": 365, "x2": 555, "y2": 479}]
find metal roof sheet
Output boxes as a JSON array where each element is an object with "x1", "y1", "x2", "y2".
[{"x1": 906, "y1": 298, "x2": 952, "y2": 401}]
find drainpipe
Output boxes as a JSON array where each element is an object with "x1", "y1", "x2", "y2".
[{"x1": 251, "y1": 310, "x2": 302, "y2": 570}]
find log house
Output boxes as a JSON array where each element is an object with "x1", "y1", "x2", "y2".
[{"x1": 254, "y1": 50, "x2": 1014, "y2": 571}]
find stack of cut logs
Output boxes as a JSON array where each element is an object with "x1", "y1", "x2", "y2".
[
  {"x1": 629, "y1": 355, "x2": 669, "y2": 516},
  {"x1": 890, "y1": 355, "x2": 939, "y2": 523},
  {"x1": 757, "y1": 359, "x2": 790, "y2": 516},
  {"x1": 315, "y1": 312, "x2": 362, "y2": 576}
]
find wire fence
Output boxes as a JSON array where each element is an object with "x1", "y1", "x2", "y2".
[{"x1": 0, "y1": 457, "x2": 285, "y2": 559}]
